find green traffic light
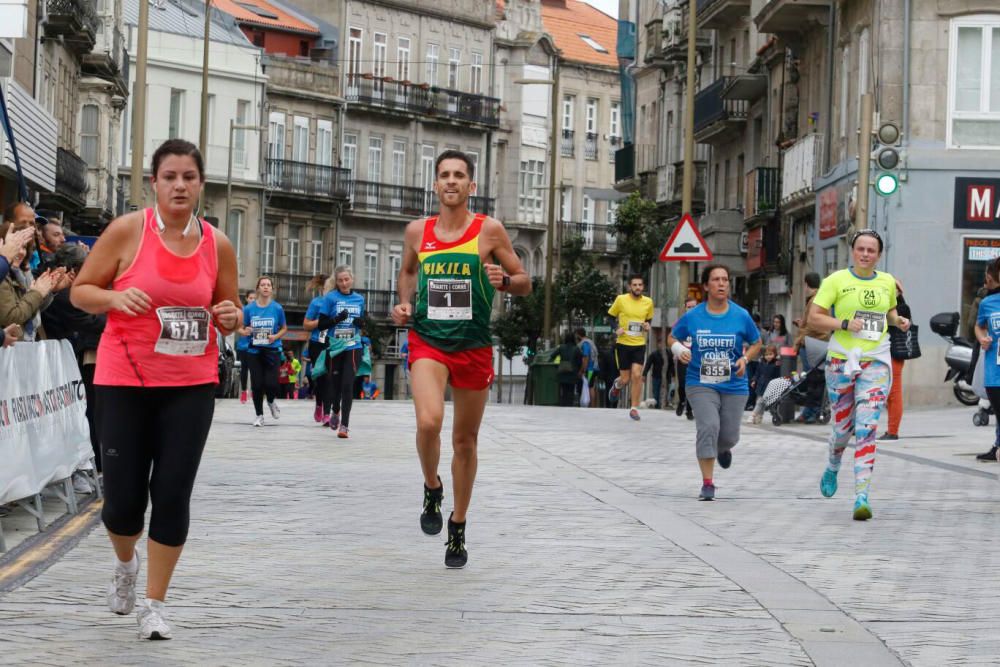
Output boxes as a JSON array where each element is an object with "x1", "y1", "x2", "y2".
[{"x1": 874, "y1": 172, "x2": 898, "y2": 196}]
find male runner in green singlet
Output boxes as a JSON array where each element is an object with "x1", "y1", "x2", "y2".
[{"x1": 393, "y1": 150, "x2": 530, "y2": 568}]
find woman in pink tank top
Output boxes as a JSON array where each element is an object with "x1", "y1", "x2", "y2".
[{"x1": 71, "y1": 139, "x2": 240, "y2": 640}]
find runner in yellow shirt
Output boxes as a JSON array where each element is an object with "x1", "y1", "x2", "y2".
[{"x1": 608, "y1": 274, "x2": 654, "y2": 421}]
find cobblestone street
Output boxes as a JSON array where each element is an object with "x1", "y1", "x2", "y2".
[{"x1": 1, "y1": 398, "x2": 997, "y2": 665}]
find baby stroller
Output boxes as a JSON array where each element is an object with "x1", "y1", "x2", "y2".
[{"x1": 759, "y1": 337, "x2": 831, "y2": 426}]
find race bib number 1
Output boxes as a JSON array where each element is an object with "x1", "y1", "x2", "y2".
[
  {"x1": 155, "y1": 307, "x2": 210, "y2": 356},
  {"x1": 428, "y1": 279, "x2": 472, "y2": 321},
  {"x1": 700, "y1": 356, "x2": 731, "y2": 384},
  {"x1": 853, "y1": 310, "x2": 886, "y2": 342}
]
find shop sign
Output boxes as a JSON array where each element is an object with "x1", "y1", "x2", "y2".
[
  {"x1": 955, "y1": 177, "x2": 1000, "y2": 230},
  {"x1": 818, "y1": 180, "x2": 854, "y2": 240},
  {"x1": 964, "y1": 237, "x2": 1000, "y2": 262},
  {"x1": 746, "y1": 227, "x2": 763, "y2": 271}
]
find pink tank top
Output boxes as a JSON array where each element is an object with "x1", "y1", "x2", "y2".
[{"x1": 95, "y1": 208, "x2": 220, "y2": 387}]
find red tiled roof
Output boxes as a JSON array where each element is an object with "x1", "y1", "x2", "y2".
[
  {"x1": 213, "y1": 0, "x2": 320, "y2": 36},
  {"x1": 540, "y1": 0, "x2": 617, "y2": 68}
]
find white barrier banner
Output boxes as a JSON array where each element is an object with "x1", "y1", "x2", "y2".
[{"x1": 0, "y1": 340, "x2": 91, "y2": 505}]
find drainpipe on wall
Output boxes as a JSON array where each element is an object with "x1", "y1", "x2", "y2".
[{"x1": 824, "y1": 2, "x2": 836, "y2": 172}]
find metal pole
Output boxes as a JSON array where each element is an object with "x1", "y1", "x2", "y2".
[
  {"x1": 856, "y1": 93, "x2": 873, "y2": 230},
  {"x1": 199, "y1": 0, "x2": 212, "y2": 158},
  {"x1": 680, "y1": 0, "x2": 697, "y2": 307},
  {"x1": 225, "y1": 119, "x2": 234, "y2": 234},
  {"x1": 129, "y1": 0, "x2": 149, "y2": 206},
  {"x1": 542, "y1": 58, "x2": 560, "y2": 346}
]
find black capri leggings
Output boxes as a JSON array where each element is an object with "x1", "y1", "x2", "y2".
[
  {"x1": 238, "y1": 349, "x2": 250, "y2": 391},
  {"x1": 309, "y1": 340, "x2": 327, "y2": 408},
  {"x1": 325, "y1": 348, "x2": 360, "y2": 427},
  {"x1": 246, "y1": 349, "x2": 280, "y2": 415},
  {"x1": 97, "y1": 384, "x2": 215, "y2": 547}
]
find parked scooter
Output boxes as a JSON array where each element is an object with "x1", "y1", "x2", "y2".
[{"x1": 930, "y1": 312, "x2": 979, "y2": 406}]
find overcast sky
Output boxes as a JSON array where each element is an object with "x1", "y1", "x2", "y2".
[{"x1": 584, "y1": 0, "x2": 618, "y2": 18}]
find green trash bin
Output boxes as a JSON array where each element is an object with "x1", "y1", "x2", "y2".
[{"x1": 529, "y1": 348, "x2": 560, "y2": 406}]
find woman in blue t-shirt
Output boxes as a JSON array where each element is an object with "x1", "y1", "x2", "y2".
[
  {"x1": 237, "y1": 289, "x2": 256, "y2": 404},
  {"x1": 240, "y1": 275, "x2": 287, "y2": 426},
  {"x1": 668, "y1": 264, "x2": 762, "y2": 501},
  {"x1": 315, "y1": 266, "x2": 366, "y2": 438},
  {"x1": 975, "y1": 256, "x2": 1000, "y2": 463}
]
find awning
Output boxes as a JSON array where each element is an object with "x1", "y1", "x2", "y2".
[
  {"x1": 583, "y1": 187, "x2": 629, "y2": 202},
  {"x1": 722, "y1": 74, "x2": 767, "y2": 102}
]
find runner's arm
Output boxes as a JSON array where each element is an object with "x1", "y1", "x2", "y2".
[
  {"x1": 808, "y1": 302, "x2": 862, "y2": 334},
  {"x1": 71, "y1": 213, "x2": 150, "y2": 315},
  {"x1": 975, "y1": 322, "x2": 992, "y2": 349},
  {"x1": 396, "y1": 220, "x2": 422, "y2": 306},
  {"x1": 483, "y1": 218, "x2": 530, "y2": 296},
  {"x1": 211, "y1": 232, "x2": 241, "y2": 335}
]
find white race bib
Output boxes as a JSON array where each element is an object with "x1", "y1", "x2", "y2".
[
  {"x1": 317, "y1": 330, "x2": 327, "y2": 344},
  {"x1": 334, "y1": 328, "x2": 354, "y2": 340},
  {"x1": 155, "y1": 307, "x2": 210, "y2": 356},
  {"x1": 627, "y1": 321, "x2": 644, "y2": 336},
  {"x1": 252, "y1": 327, "x2": 271, "y2": 346},
  {"x1": 427, "y1": 279, "x2": 473, "y2": 321},
  {"x1": 853, "y1": 310, "x2": 886, "y2": 341},
  {"x1": 699, "y1": 356, "x2": 731, "y2": 384}
]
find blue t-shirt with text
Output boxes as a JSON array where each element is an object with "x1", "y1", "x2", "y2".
[
  {"x1": 672, "y1": 301, "x2": 761, "y2": 395},
  {"x1": 305, "y1": 295, "x2": 325, "y2": 343},
  {"x1": 243, "y1": 300, "x2": 286, "y2": 353},
  {"x1": 977, "y1": 293, "x2": 1000, "y2": 388},
  {"x1": 321, "y1": 290, "x2": 365, "y2": 351}
]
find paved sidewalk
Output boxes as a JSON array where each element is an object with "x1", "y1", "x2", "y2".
[{"x1": 0, "y1": 398, "x2": 996, "y2": 665}]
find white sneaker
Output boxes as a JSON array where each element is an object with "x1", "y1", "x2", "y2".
[
  {"x1": 268, "y1": 401, "x2": 280, "y2": 420},
  {"x1": 73, "y1": 473, "x2": 93, "y2": 494},
  {"x1": 108, "y1": 550, "x2": 140, "y2": 615},
  {"x1": 137, "y1": 599, "x2": 172, "y2": 640},
  {"x1": 253, "y1": 415, "x2": 264, "y2": 427}
]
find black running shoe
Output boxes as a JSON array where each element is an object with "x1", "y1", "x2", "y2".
[
  {"x1": 445, "y1": 515, "x2": 467, "y2": 568},
  {"x1": 421, "y1": 477, "x2": 444, "y2": 535},
  {"x1": 717, "y1": 449, "x2": 732, "y2": 469},
  {"x1": 976, "y1": 446, "x2": 999, "y2": 462}
]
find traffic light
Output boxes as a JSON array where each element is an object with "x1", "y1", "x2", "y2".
[{"x1": 872, "y1": 121, "x2": 902, "y2": 197}]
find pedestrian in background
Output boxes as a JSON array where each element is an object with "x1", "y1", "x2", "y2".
[
  {"x1": 674, "y1": 296, "x2": 698, "y2": 420},
  {"x1": 575, "y1": 327, "x2": 598, "y2": 407},
  {"x1": 749, "y1": 344, "x2": 781, "y2": 424},
  {"x1": 556, "y1": 332, "x2": 583, "y2": 407},
  {"x1": 974, "y1": 257, "x2": 1000, "y2": 463},
  {"x1": 642, "y1": 338, "x2": 665, "y2": 408},
  {"x1": 881, "y1": 280, "x2": 911, "y2": 441},
  {"x1": 237, "y1": 290, "x2": 255, "y2": 404},
  {"x1": 767, "y1": 314, "x2": 789, "y2": 348}
]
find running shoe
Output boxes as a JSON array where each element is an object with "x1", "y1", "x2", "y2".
[
  {"x1": 608, "y1": 379, "x2": 621, "y2": 402},
  {"x1": 253, "y1": 415, "x2": 264, "y2": 427},
  {"x1": 699, "y1": 483, "x2": 715, "y2": 501},
  {"x1": 137, "y1": 599, "x2": 172, "y2": 640},
  {"x1": 240, "y1": 390, "x2": 247, "y2": 404},
  {"x1": 421, "y1": 477, "x2": 444, "y2": 535},
  {"x1": 717, "y1": 449, "x2": 732, "y2": 469},
  {"x1": 976, "y1": 446, "x2": 998, "y2": 461},
  {"x1": 73, "y1": 473, "x2": 93, "y2": 494},
  {"x1": 268, "y1": 401, "x2": 280, "y2": 420},
  {"x1": 675, "y1": 401, "x2": 684, "y2": 416},
  {"x1": 629, "y1": 408, "x2": 640, "y2": 421},
  {"x1": 878, "y1": 433, "x2": 898, "y2": 441},
  {"x1": 820, "y1": 469, "x2": 838, "y2": 498},
  {"x1": 321, "y1": 413, "x2": 331, "y2": 426},
  {"x1": 313, "y1": 405, "x2": 323, "y2": 423},
  {"x1": 329, "y1": 412, "x2": 340, "y2": 431},
  {"x1": 107, "y1": 550, "x2": 140, "y2": 615},
  {"x1": 853, "y1": 494, "x2": 872, "y2": 521},
  {"x1": 445, "y1": 515, "x2": 468, "y2": 569},
  {"x1": 337, "y1": 425, "x2": 349, "y2": 439}
]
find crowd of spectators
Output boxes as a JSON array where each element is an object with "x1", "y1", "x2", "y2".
[{"x1": 1, "y1": 202, "x2": 105, "y2": 492}]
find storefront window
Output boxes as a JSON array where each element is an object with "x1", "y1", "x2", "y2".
[{"x1": 961, "y1": 237, "x2": 1000, "y2": 334}]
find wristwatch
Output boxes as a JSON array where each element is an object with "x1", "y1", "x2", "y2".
[
  {"x1": 841, "y1": 319, "x2": 849, "y2": 331},
  {"x1": 499, "y1": 274, "x2": 511, "y2": 291}
]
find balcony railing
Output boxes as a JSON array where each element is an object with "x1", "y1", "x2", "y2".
[
  {"x1": 345, "y1": 75, "x2": 500, "y2": 127},
  {"x1": 609, "y1": 136, "x2": 621, "y2": 163},
  {"x1": 584, "y1": 132, "x2": 599, "y2": 161},
  {"x1": 265, "y1": 159, "x2": 352, "y2": 200},
  {"x1": 615, "y1": 143, "x2": 635, "y2": 184},
  {"x1": 697, "y1": 0, "x2": 752, "y2": 29},
  {"x1": 670, "y1": 160, "x2": 708, "y2": 204},
  {"x1": 55, "y1": 148, "x2": 88, "y2": 203},
  {"x1": 781, "y1": 133, "x2": 823, "y2": 204},
  {"x1": 273, "y1": 272, "x2": 319, "y2": 308},
  {"x1": 106, "y1": 173, "x2": 114, "y2": 214},
  {"x1": 561, "y1": 129, "x2": 575, "y2": 158},
  {"x1": 45, "y1": 0, "x2": 98, "y2": 54},
  {"x1": 743, "y1": 167, "x2": 779, "y2": 221},
  {"x1": 562, "y1": 221, "x2": 620, "y2": 254},
  {"x1": 349, "y1": 181, "x2": 495, "y2": 218},
  {"x1": 694, "y1": 77, "x2": 748, "y2": 137},
  {"x1": 356, "y1": 289, "x2": 398, "y2": 319}
]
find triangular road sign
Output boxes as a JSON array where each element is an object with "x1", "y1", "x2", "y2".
[{"x1": 659, "y1": 213, "x2": 713, "y2": 262}]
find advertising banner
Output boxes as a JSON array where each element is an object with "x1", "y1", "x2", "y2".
[{"x1": 0, "y1": 340, "x2": 91, "y2": 505}]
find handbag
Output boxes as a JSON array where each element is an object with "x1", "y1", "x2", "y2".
[
  {"x1": 580, "y1": 375, "x2": 591, "y2": 407},
  {"x1": 889, "y1": 324, "x2": 921, "y2": 360}
]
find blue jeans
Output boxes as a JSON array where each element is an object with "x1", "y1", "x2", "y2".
[{"x1": 651, "y1": 376, "x2": 662, "y2": 408}]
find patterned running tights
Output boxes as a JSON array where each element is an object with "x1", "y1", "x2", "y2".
[{"x1": 824, "y1": 358, "x2": 891, "y2": 499}]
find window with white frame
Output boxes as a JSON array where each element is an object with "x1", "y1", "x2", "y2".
[
  {"x1": 342, "y1": 133, "x2": 357, "y2": 173},
  {"x1": 448, "y1": 48, "x2": 460, "y2": 90},
  {"x1": 267, "y1": 111, "x2": 286, "y2": 185},
  {"x1": 338, "y1": 240, "x2": 354, "y2": 270},
  {"x1": 581, "y1": 195, "x2": 595, "y2": 248},
  {"x1": 287, "y1": 228, "x2": 301, "y2": 273},
  {"x1": 348, "y1": 28, "x2": 362, "y2": 91},
  {"x1": 561, "y1": 186, "x2": 572, "y2": 220},
  {"x1": 262, "y1": 222, "x2": 276, "y2": 274},
  {"x1": 391, "y1": 140, "x2": 406, "y2": 186},
  {"x1": 316, "y1": 120, "x2": 333, "y2": 166},
  {"x1": 606, "y1": 201, "x2": 618, "y2": 251},
  {"x1": 471, "y1": 52, "x2": 483, "y2": 94},
  {"x1": 586, "y1": 98, "x2": 598, "y2": 133},
  {"x1": 235, "y1": 99, "x2": 249, "y2": 167},
  {"x1": 421, "y1": 144, "x2": 435, "y2": 194},
  {"x1": 292, "y1": 116, "x2": 309, "y2": 163},
  {"x1": 227, "y1": 209, "x2": 243, "y2": 272},
  {"x1": 310, "y1": 228, "x2": 323, "y2": 275},
  {"x1": 950, "y1": 16, "x2": 1000, "y2": 147},
  {"x1": 80, "y1": 104, "x2": 99, "y2": 166},
  {"x1": 839, "y1": 45, "x2": 849, "y2": 140},
  {"x1": 426, "y1": 43, "x2": 439, "y2": 85},
  {"x1": 466, "y1": 150, "x2": 479, "y2": 178},
  {"x1": 368, "y1": 137, "x2": 383, "y2": 182},
  {"x1": 562, "y1": 95, "x2": 574, "y2": 130},
  {"x1": 364, "y1": 242, "x2": 379, "y2": 288},
  {"x1": 610, "y1": 101, "x2": 621, "y2": 138},
  {"x1": 388, "y1": 244, "x2": 402, "y2": 293},
  {"x1": 373, "y1": 32, "x2": 387, "y2": 99},
  {"x1": 397, "y1": 37, "x2": 411, "y2": 81},
  {"x1": 169, "y1": 89, "x2": 183, "y2": 139},
  {"x1": 856, "y1": 28, "x2": 869, "y2": 127},
  {"x1": 518, "y1": 159, "x2": 545, "y2": 222}
]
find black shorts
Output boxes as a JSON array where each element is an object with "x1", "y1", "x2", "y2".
[{"x1": 615, "y1": 344, "x2": 646, "y2": 371}]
